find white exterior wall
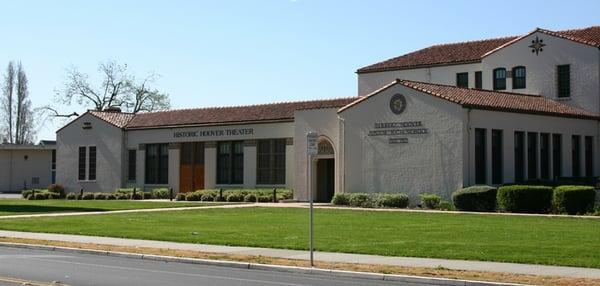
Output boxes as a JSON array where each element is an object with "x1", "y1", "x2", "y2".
[
  {"x1": 0, "y1": 148, "x2": 54, "y2": 192},
  {"x1": 358, "y1": 63, "x2": 482, "y2": 96},
  {"x1": 341, "y1": 85, "x2": 465, "y2": 202},
  {"x1": 125, "y1": 121, "x2": 295, "y2": 192},
  {"x1": 482, "y1": 31, "x2": 600, "y2": 114},
  {"x1": 467, "y1": 110, "x2": 600, "y2": 184},
  {"x1": 293, "y1": 108, "x2": 341, "y2": 201},
  {"x1": 56, "y1": 113, "x2": 125, "y2": 193}
]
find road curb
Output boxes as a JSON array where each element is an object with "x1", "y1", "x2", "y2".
[{"x1": 0, "y1": 241, "x2": 528, "y2": 286}]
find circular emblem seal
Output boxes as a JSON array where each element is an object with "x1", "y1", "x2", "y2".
[{"x1": 389, "y1": 93, "x2": 406, "y2": 114}]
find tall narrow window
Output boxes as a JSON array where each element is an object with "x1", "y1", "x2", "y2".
[
  {"x1": 557, "y1": 65, "x2": 570, "y2": 98},
  {"x1": 552, "y1": 134, "x2": 562, "y2": 179},
  {"x1": 456, "y1": 72, "x2": 469, "y2": 88},
  {"x1": 128, "y1": 150, "x2": 137, "y2": 181},
  {"x1": 572, "y1": 135, "x2": 581, "y2": 177},
  {"x1": 540, "y1": 133, "x2": 550, "y2": 180},
  {"x1": 512, "y1": 66, "x2": 526, "y2": 89},
  {"x1": 491, "y1": 129, "x2": 503, "y2": 184},
  {"x1": 475, "y1": 128, "x2": 486, "y2": 184},
  {"x1": 493, "y1": 68, "x2": 506, "y2": 90},
  {"x1": 217, "y1": 141, "x2": 244, "y2": 184},
  {"x1": 514, "y1": 131, "x2": 525, "y2": 182},
  {"x1": 257, "y1": 139, "x2": 287, "y2": 185},
  {"x1": 527, "y1": 133, "x2": 537, "y2": 180},
  {"x1": 78, "y1": 147, "x2": 86, "y2": 180},
  {"x1": 145, "y1": 143, "x2": 169, "y2": 184},
  {"x1": 88, "y1": 146, "x2": 96, "y2": 180},
  {"x1": 585, "y1": 136, "x2": 593, "y2": 178},
  {"x1": 475, "y1": 71, "x2": 482, "y2": 89},
  {"x1": 51, "y1": 149, "x2": 56, "y2": 184}
]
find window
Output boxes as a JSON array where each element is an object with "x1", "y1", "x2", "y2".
[
  {"x1": 493, "y1": 68, "x2": 506, "y2": 90},
  {"x1": 557, "y1": 65, "x2": 570, "y2": 98},
  {"x1": 78, "y1": 147, "x2": 86, "y2": 180},
  {"x1": 475, "y1": 128, "x2": 486, "y2": 184},
  {"x1": 456, "y1": 72, "x2": 468, "y2": 88},
  {"x1": 540, "y1": 133, "x2": 550, "y2": 180},
  {"x1": 145, "y1": 143, "x2": 169, "y2": 184},
  {"x1": 585, "y1": 136, "x2": 593, "y2": 178},
  {"x1": 128, "y1": 150, "x2": 137, "y2": 181},
  {"x1": 475, "y1": 71, "x2": 482, "y2": 89},
  {"x1": 257, "y1": 139, "x2": 286, "y2": 185},
  {"x1": 512, "y1": 66, "x2": 526, "y2": 89},
  {"x1": 514, "y1": 131, "x2": 525, "y2": 182},
  {"x1": 88, "y1": 146, "x2": 96, "y2": 180},
  {"x1": 51, "y1": 149, "x2": 56, "y2": 184},
  {"x1": 552, "y1": 134, "x2": 562, "y2": 179},
  {"x1": 217, "y1": 141, "x2": 244, "y2": 184},
  {"x1": 491, "y1": 129, "x2": 503, "y2": 184},
  {"x1": 527, "y1": 133, "x2": 537, "y2": 180},
  {"x1": 572, "y1": 135, "x2": 581, "y2": 177}
]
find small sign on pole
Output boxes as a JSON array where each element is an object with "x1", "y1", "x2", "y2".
[{"x1": 306, "y1": 131, "x2": 318, "y2": 267}]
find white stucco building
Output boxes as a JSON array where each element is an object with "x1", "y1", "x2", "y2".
[
  {"x1": 57, "y1": 26, "x2": 600, "y2": 202},
  {"x1": 0, "y1": 142, "x2": 56, "y2": 192}
]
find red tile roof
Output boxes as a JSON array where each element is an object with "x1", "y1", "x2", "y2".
[
  {"x1": 339, "y1": 79, "x2": 599, "y2": 120},
  {"x1": 125, "y1": 97, "x2": 358, "y2": 129},
  {"x1": 357, "y1": 26, "x2": 600, "y2": 73},
  {"x1": 88, "y1": 110, "x2": 135, "y2": 128}
]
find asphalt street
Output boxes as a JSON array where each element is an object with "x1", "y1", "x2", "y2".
[{"x1": 0, "y1": 246, "x2": 426, "y2": 286}]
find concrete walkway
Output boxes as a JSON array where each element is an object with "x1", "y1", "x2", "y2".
[{"x1": 0, "y1": 230, "x2": 598, "y2": 279}]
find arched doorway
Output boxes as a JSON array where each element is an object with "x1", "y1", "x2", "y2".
[{"x1": 315, "y1": 138, "x2": 335, "y2": 203}]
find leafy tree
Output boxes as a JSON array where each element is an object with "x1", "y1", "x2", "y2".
[{"x1": 1, "y1": 61, "x2": 35, "y2": 144}]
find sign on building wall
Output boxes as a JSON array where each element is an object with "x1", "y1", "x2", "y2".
[
  {"x1": 368, "y1": 121, "x2": 429, "y2": 144},
  {"x1": 307, "y1": 131, "x2": 318, "y2": 155},
  {"x1": 173, "y1": 128, "x2": 254, "y2": 138}
]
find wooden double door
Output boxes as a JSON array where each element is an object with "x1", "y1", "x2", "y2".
[{"x1": 180, "y1": 142, "x2": 205, "y2": 193}]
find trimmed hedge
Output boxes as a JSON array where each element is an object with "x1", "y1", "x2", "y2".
[
  {"x1": 420, "y1": 193, "x2": 441, "y2": 209},
  {"x1": 452, "y1": 186, "x2": 497, "y2": 212},
  {"x1": 553, "y1": 185, "x2": 596, "y2": 215},
  {"x1": 331, "y1": 193, "x2": 409, "y2": 209},
  {"x1": 497, "y1": 185, "x2": 553, "y2": 213}
]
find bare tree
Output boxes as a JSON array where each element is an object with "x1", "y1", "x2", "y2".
[
  {"x1": 14, "y1": 62, "x2": 34, "y2": 144},
  {"x1": 0, "y1": 62, "x2": 35, "y2": 144},
  {"x1": 1, "y1": 62, "x2": 15, "y2": 143},
  {"x1": 59, "y1": 60, "x2": 169, "y2": 113}
]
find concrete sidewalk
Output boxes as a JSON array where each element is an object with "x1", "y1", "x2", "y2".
[{"x1": 0, "y1": 230, "x2": 598, "y2": 279}]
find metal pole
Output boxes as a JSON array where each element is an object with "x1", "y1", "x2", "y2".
[
  {"x1": 169, "y1": 188, "x2": 173, "y2": 201},
  {"x1": 308, "y1": 154, "x2": 314, "y2": 267}
]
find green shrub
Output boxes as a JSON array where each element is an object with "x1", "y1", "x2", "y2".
[
  {"x1": 142, "y1": 192, "x2": 155, "y2": 200},
  {"x1": 553, "y1": 185, "x2": 596, "y2": 215},
  {"x1": 106, "y1": 194, "x2": 117, "y2": 200},
  {"x1": 244, "y1": 194, "x2": 257, "y2": 202},
  {"x1": 420, "y1": 193, "x2": 441, "y2": 209},
  {"x1": 497, "y1": 185, "x2": 553, "y2": 213},
  {"x1": 116, "y1": 193, "x2": 129, "y2": 200},
  {"x1": 374, "y1": 194, "x2": 409, "y2": 208},
  {"x1": 200, "y1": 193, "x2": 215, "y2": 202},
  {"x1": 452, "y1": 186, "x2": 497, "y2": 212},
  {"x1": 81, "y1": 193, "x2": 95, "y2": 200},
  {"x1": 33, "y1": 192, "x2": 49, "y2": 200},
  {"x1": 66, "y1": 193, "x2": 77, "y2": 200},
  {"x1": 176, "y1": 193, "x2": 187, "y2": 201},
  {"x1": 438, "y1": 200, "x2": 455, "y2": 211},
  {"x1": 94, "y1": 193, "x2": 108, "y2": 200},
  {"x1": 48, "y1": 192, "x2": 61, "y2": 199},
  {"x1": 186, "y1": 191, "x2": 202, "y2": 201},
  {"x1": 130, "y1": 192, "x2": 143, "y2": 200},
  {"x1": 226, "y1": 193, "x2": 245, "y2": 202},
  {"x1": 116, "y1": 188, "x2": 135, "y2": 194},
  {"x1": 47, "y1": 184, "x2": 65, "y2": 198},
  {"x1": 152, "y1": 188, "x2": 170, "y2": 199},
  {"x1": 348, "y1": 193, "x2": 373, "y2": 208},
  {"x1": 257, "y1": 195, "x2": 272, "y2": 203},
  {"x1": 331, "y1": 193, "x2": 351, "y2": 205},
  {"x1": 21, "y1": 190, "x2": 33, "y2": 199}
]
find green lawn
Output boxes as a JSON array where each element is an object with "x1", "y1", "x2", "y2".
[
  {"x1": 0, "y1": 207, "x2": 598, "y2": 268},
  {"x1": 0, "y1": 199, "x2": 222, "y2": 216}
]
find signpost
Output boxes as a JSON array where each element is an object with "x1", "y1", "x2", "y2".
[{"x1": 306, "y1": 131, "x2": 318, "y2": 267}]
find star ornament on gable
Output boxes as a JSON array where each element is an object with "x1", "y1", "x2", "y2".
[{"x1": 529, "y1": 36, "x2": 546, "y2": 55}]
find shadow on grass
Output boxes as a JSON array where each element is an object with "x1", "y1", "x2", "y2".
[{"x1": 0, "y1": 205, "x2": 106, "y2": 215}]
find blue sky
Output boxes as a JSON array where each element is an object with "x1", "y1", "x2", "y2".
[{"x1": 0, "y1": 0, "x2": 598, "y2": 141}]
